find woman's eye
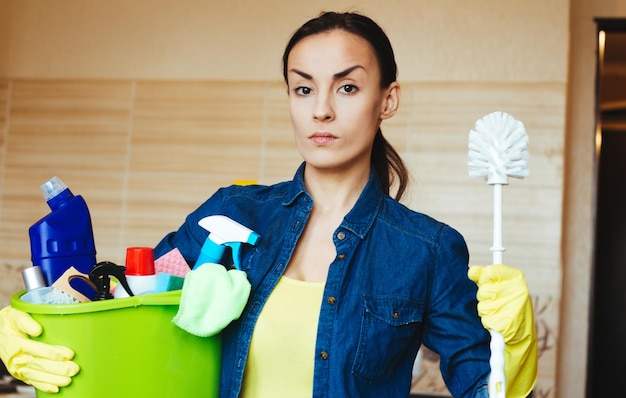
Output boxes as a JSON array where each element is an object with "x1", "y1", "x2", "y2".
[
  {"x1": 295, "y1": 86, "x2": 312, "y2": 95},
  {"x1": 339, "y1": 84, "x2": 357, "y2": 94}
]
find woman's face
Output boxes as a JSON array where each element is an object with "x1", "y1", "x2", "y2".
[{"x1": 286, "y1": 29, "x2": 399, "y2": 174}]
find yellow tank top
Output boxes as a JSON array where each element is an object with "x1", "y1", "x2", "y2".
[{"x1": 241, "y1": 276, "x2": 325, "y2": 397}]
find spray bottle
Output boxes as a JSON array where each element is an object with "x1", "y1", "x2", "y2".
[
  {"x1": 28, "y1": 176, "x2": 97, "y2": 287},
  {"x1": 194, "y1": 215, "x2": 260, "y2": 270},
  {"x1": 170, "y1": 216, "x2": 258, "y2": 336}
]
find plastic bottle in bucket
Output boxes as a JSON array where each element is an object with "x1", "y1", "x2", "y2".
[
  {"x1": 113, "y1": 247, "x2": 158, "y2": 298},
  {"x1": 28, "y1": 176, "x2": 97, "y2": 286}
]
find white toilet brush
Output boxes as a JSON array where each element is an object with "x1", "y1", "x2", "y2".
[{"x1": 467, "y1": 111, "x2": 529, "y2": 398}]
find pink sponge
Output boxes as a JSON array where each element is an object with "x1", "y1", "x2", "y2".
[{"x1": 155, "y1": 248, "x2": 191, "y2": 277}]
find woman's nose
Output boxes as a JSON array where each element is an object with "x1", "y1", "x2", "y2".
[{"x1": 313, "y1": 93, "x2": 334, "y2": 121}]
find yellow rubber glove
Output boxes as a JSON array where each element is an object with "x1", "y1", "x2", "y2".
[
  {"x1": 0, "y1": 306, "x2": 80, "y2": 393},
  {"x1": 468, "y1": 264, "x2": 538, "y2": 398}
]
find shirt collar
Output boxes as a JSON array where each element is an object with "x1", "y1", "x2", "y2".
[
  {"x1": 283, "y1": 162, "x2": 385, "y2": 240},
  {"x1": 283, "y1": 162, "x2": 310, "y2": 207}
]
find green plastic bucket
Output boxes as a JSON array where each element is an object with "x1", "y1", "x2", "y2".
[{"x1": 11, "y1": 290, "x2": 221, "y2": 398}]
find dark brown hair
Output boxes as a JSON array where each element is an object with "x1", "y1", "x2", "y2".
[{"x1": 282, "y1": 11, "x2": 409, "y2": 200}]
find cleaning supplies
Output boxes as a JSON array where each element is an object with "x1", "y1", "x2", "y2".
[
  {"x1": 194, "y1": 215, "x2": 260, "y2": 269},
  {"x1": 153, "y1": 248, "x2": 189, "y2": 293},
  {"x1": 155, "y1": 247, "x2": 190, "y2": 277},
  {"x1": 467, "y1": 111, "x2": 530, "y2": 398},
  {"x1": 89, "y1": 261, "x2": 133, "y2": 300},
  {"x1": 468, "y1": 264, "x2": 538, "y2": 398},
  {"x1": 173, "y1": 263, "x2": 251, "y2": 337},
  {"x1": 173, "y1": 215, "x2": 259, "y2": 336},
  {"x1": 10, "y1": 290, "x2": 221, "y2": 398},
  {"x1": 19, "y1": 266, "x2": 79, "y2": 305},
  {"x1": 154, "y1": 273, "x2": 185, "y2": 292},
  {"x1": 49, "y1": 267, "x2": 95, "y2": 303},
  {"x1": 28, "y1": 176, "x2": 97, "y2": 287},
  {"x1": 20, "y1": 288, "x2": 80, "y2": 306},
  {"x1": 114, "y1": 247, "x2": 158, "y2": 298}
]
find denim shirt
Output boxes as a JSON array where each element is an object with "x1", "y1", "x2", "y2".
[{"x1": 154, "y1": 163, "x2": 490, "y2": 398}]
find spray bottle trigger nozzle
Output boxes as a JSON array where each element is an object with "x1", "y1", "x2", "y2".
[
  {"x1": 88, "y1": 261, "x2": 134, "y2": 300},
  {"x1": 195, "y1": 215, "x2": 260, "y2": 270}
]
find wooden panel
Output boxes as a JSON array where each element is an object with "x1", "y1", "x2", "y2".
[
  {"x1": 131, "y1": 80, "x2": 265, "y2": 177},
  {"x1": 0, "y1": 80, "x2": 8, "y2": 151},
  {"x1": 6, "y1": 80, "x2": 132, "y2": 172}
]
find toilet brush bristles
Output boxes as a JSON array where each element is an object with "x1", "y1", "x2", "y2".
[
  {"x1": 468, "y1": 111, "x2": 529, "y2": 184},
  {"x1": 41, "y1": 287, "x2": 80, "y2": 304}
]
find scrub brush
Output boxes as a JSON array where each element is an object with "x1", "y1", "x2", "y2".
[{"x1": 467, "y1": 111, "x2": 529, "y2": 398}]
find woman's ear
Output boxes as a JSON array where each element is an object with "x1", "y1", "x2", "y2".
[{"x1": 380, "y1": 82, "x2": 400, "y2": 120}]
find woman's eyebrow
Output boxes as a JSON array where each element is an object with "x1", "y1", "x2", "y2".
[
  {"x1": 333, "y1": 65, "x2": 364, "y2": 79},
  {"x1": 289, "y1": 65, "x2": 365, "y2": 81},
  {"x1": 289, "y1": 68, "x2": 313, "y2": 80}
]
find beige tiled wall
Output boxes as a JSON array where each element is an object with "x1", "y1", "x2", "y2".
[{"x1": 0, "y1": 78, "x2": 563, "y2": 396}]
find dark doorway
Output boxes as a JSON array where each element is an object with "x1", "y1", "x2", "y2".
[{"x1": 587, "y1": 19, "x2": 626, "y2": 398}]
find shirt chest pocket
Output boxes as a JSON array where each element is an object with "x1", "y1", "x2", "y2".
[{"x1": 352, "y1": 296, "x2": 424, "y2": 382}]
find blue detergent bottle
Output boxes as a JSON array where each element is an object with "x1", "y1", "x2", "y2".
[{"x1": 28, "y1": 176, "x2": 97, "y2": 286}]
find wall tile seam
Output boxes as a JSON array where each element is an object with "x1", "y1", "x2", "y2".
[
  {"x1": 0, "y1": 80, "x2": 13, "y2": 226},
  {"x1": 259, "y1": 82, "x2": 270, "y2": 183},
  {"x1": 118, "y1": 80, "x2": 137, "y2": 256}
]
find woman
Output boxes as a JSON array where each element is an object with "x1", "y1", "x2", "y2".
[
  {"x1": 0, "y1": 11, "x2": 536, "y2": 398},
  {"x1": 154, "y1": 11, "x2": 535, "y2": 398}
]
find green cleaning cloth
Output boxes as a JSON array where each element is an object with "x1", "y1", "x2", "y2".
[{"x1": 173, "y1": 263, "x2": 251, "y2": 337}]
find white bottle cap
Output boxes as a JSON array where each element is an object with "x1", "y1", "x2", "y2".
[{"x1": 40, "y1": 176, "x2": 68, "y2": 201}]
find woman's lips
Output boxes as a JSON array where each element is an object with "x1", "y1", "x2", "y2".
[{"x1": 310, "y1": 133, "x2": 336, "y2": 145}]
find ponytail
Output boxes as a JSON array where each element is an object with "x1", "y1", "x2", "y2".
[{"x1": 372, "y1": 129, "x2": 408, "y2": 201}]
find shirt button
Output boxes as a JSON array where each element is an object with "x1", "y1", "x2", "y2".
[
  {"x1": 320, "y1": 351, "x2": 329, "y2": 360},
  {"x1": 327, "y1": 296, "x2": 336, "y2": 305},
  {"x1": 336, "y1": 231, "x2": 346, "y2": 240},
  {"x1": 337, "y1": 253, "x2": 345, "y2": 260},
  {"x1": 393, "y1": 310, "x2": 399, "y2": 319}
]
